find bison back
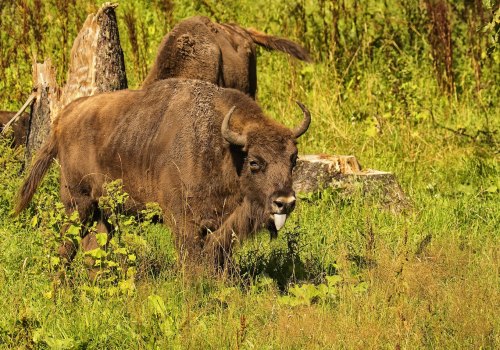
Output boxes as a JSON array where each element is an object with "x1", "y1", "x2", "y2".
[{"x1": 53, "y1": 79, "x2": 257, "y2": 216}]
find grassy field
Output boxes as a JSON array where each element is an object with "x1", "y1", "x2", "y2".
[{"x1": 2, "y1": 0, "x2": 500, "y2": 348}]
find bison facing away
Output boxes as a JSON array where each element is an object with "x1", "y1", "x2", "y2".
[
  {"x1": 16, "y1": 79, "x2": 311, "y2": 267},
  {"x1": 0, "y1": 111, "x2": 30, "y2": 148},
  {"x1": 141, "y1": 16, "x2": 312, "y2": 99}
]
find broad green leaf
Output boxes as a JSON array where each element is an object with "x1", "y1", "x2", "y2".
[
  {"x1": 486, "y1": 186, "x2": 498, "y2": 193},
  {"x1": 317, "y1": 284, "x2": 329, "y2": 296},
  {"x1": 44, "y1": 337, "x2": 75, "y2": 350},
  {"x1": 86, "y1": 248, "x2": 107, "y2": 259},
  {"x1": 115, "y1": 247, "x2": 128, "y2": 255},
  {"x1": 148, "y1": 294, "x2": 167, "y2": 317},
  {"x1": 67, "y1": 224, "x2": 80, "y2": 237},
  {"x1": 352, "y1": 281, "x2": 369, "y2": 294},
  {"x1": 69, "y1": 211, "x2": 79, "y2": 221},
  {"x1": 326, "y1": 275, "x2": 342, "y2": 286},
  {"x1": 96, "y1": 232, "x2": 108, "y2": 246}
]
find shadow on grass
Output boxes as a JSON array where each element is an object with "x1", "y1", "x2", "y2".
[{"x1": 236, "y1": 224, "x2": 338, "y2": 291}]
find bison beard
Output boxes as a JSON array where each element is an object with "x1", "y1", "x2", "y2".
[
  {"x1": 15, "y1": 79, "x2": 311, "y2": 269},
  {"x1": 141, "y1": 16, "x2": 312, "y2": 99}
]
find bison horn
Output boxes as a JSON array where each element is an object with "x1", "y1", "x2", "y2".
[
  {"x1": 292, "y1": 101, "x2": 311, "y2": 138},
  {"x1": 222, "y1": 106, "x2": 247, "y2": 147}
]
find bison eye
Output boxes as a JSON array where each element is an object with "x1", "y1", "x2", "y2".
[{"x1": 249, "y1": 160, "x2": 261, "y2": 171}]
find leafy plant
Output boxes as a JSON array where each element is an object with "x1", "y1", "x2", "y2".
[
  {"x1": 481, "y1": 0, "x2": 500, "y2": 53},
  {"x1": 278, "y1": 275, "x2": 345, "y2": 307},
  {"x1": 82, "y1": 180, "x2": 163, "y2": 296}
]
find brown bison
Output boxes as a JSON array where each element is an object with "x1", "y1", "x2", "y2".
[
  {"x1": 0, "y1": 110, "x2": 30, "y2": 148},
  {"x1": 16, "y1": 79, "x2": 311, "y2": 266},
  {"x1": 141, "y1": 16, "x2": 312, "y2": 98}
]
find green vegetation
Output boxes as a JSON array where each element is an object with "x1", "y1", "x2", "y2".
[{"x1": 2, "y1": 0, "x2": 500, "y2": 348}]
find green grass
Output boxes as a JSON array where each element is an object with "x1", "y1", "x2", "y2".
[{"x1": 2, "y1": 0, "x2": 500, "y2": 348}]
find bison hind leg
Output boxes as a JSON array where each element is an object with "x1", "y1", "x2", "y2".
[
  {"x1": 58, "y1": 185, "x2": 112, "y2": 282},
  {"x1": 58, "y1": 217, "x2": 110, "y2": 283}
]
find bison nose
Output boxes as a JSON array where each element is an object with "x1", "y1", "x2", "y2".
[{"x1": 271, "y1": 196, "x2": 296, "y2": 214}]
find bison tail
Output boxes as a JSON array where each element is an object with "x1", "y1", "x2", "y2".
[
  {"x1": 15, "y1": 135, "x2": 58, "y2": 216},
  {"x1": 245, "y1": 27, "x2": 312, "y2": 63}
]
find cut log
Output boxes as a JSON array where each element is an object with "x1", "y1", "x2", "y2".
[
  {"x1": 22, "y1": 2, "x2": 127, "y2": 171},
  {"x1": 293, "y1": 154, "x2": 409, "y2": 212}
]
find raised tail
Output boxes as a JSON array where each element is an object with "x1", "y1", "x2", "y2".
[
  {"x1": 245, "y1": 27, "x2": 312, "y2": 63},
  {"x1": 15, "y1": 135, "x2": 57, "y2": 216}
]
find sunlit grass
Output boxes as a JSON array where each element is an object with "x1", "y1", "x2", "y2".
[{"x1": 2, "y1": 0, "x2": 500, "y2": 348}]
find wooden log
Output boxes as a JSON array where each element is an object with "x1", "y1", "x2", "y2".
[
  {"x1": 22, "y1": 2, "x2": 127, "y2": 171},
  {"x1": 293, "y1": 154, "x2": 409, "y2": 212}
]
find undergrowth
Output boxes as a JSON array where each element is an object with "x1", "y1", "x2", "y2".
[{"x1": 1, "y1": 0, "x2": 500, "y2": 348}]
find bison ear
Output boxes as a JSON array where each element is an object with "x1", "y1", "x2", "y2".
[
  {"x1": 292, "y1": 101, "x2": 311, "y2": 138},
  {"x1": 222, "y1": 106, "x2": 247, "y2": 147}
]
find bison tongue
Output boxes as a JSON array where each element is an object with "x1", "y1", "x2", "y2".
[{"x1": 274, "y1": 214, "x2": 287, "y2": 231}]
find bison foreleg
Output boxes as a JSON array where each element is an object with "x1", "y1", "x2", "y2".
[
  {"x1": 202, "y1": 205, "x2": 250, "y2": 269},
  {"x1": 203, "y1": 227, "x2": 234, "y2": 269},
  {"x1": 57, "y1": 235, "x2": 78, "y2": 266}
]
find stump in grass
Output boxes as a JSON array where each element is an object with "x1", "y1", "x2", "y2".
[
  {"x1": 22, "y1": 2, "x2": 127, "y2": 171},
  {"x1": 23, "y1": 59, "x2": 59, "y2": 169},
  {"x1": 293, "y1": 154, "x2": 409, "y2": 212}
]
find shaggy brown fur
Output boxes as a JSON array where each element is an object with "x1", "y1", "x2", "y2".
[
  {"x1": 0, "y1": 111, "x2": 30, "y2": 148},
  {"x1": 16, "y1": 79, "x2": 310, "y2": 266},
  {"x1": 140, "y1": 16, "x2": 312, "y2": 98}
]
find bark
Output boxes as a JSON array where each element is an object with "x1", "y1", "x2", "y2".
[
  {"x1": 22, "y1": 59, "x2": 59, "y2": 171},
  {"x1": 95, "y1": 4, "x2": 127, "y2": 93},
  {"x1": 22, "y1": 2, "x2": 127, "y2": 172},
  {"x1": 293, "y1": 154, "x2": 409, "y2": 212}
]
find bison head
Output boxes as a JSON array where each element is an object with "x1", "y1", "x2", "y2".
[{"x1": 222, "y1": 102, "x2": 311, "y2": 238}]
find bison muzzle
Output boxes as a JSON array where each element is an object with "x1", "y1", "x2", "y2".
[{"x1": 15, "y1": 79, "x2": 311, "y2": 268}]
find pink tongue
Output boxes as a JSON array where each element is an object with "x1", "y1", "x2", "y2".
[{"x1": 274, "y1": 214, "x2": 286, "y2": 231}]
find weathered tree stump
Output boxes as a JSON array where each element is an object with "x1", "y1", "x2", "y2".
[
  {"x1": 293, "y1": 154, "x2": 409, "y2": 212},
  {"x1": 95, "y1": 3, "x2": 128, "y2": 93},
  {"x1": 23, "y1": 59, "x2": 59, "y2": 169},
  {"x1": 22, "y1": 2, "x2": 127, "y2": 171}
]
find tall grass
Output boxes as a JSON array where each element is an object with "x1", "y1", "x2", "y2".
[{"x1": 1, "y1": 0, "x2": 500, "y2": 348}]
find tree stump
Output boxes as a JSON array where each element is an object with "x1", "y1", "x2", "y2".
[
  {"x1": 95, "y1": 3, "x2": 128, "y2": 93},
  {"x1": 293, "y1": 154, "x2": 409, "y2": 212},
  {"x1": 23, "y1": 59, "x2": 59, "y2": 169},
  {"x1": 22, "y1": 2, "x2": 127, "y2": 171}
]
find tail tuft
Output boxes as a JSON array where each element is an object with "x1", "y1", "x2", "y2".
[{"x1": 245, "y1": 27, "x2": 313, "y2": 63}]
